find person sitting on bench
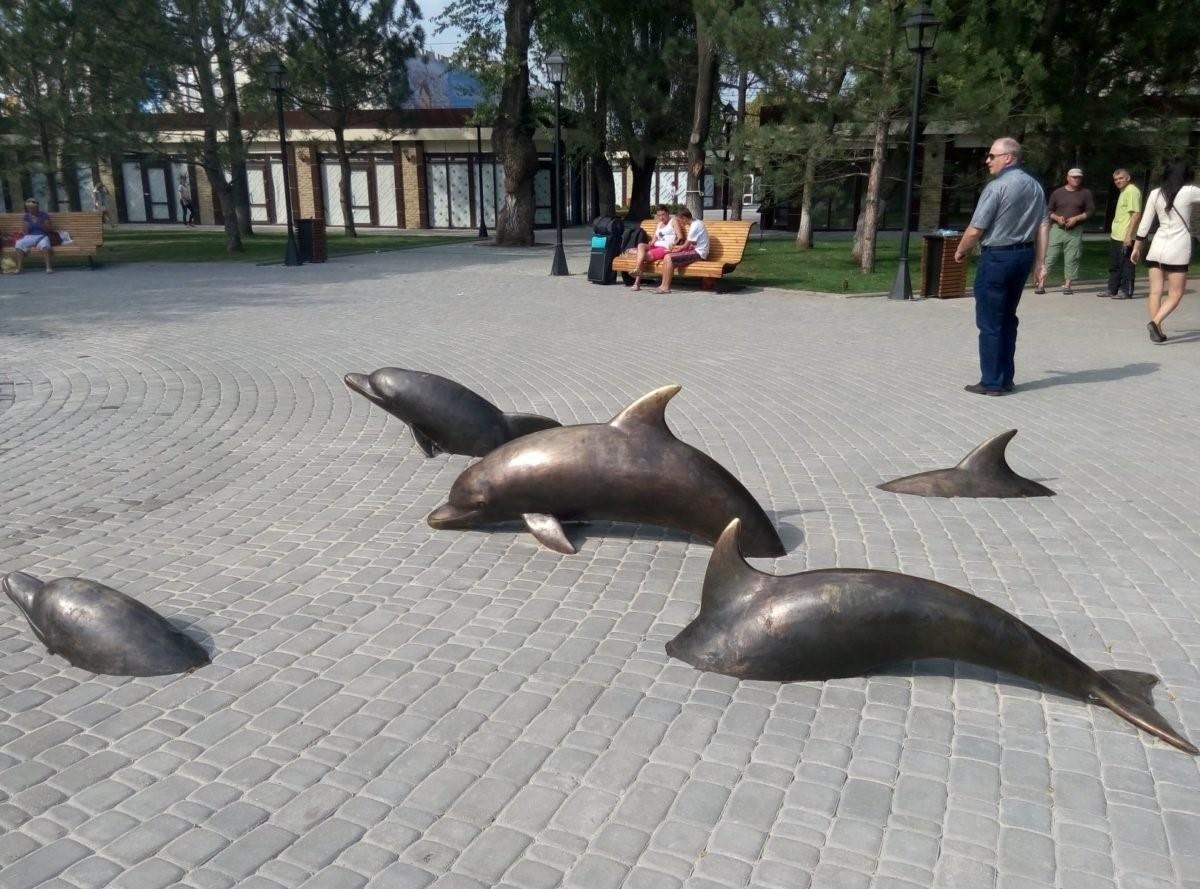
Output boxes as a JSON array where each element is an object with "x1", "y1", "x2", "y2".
[
  {"x1": 628, "y1": 205, "x2": 684, "y2": 291},
  {"x1": 656, "y1": 207, "x2": 709, "y2": 294},
  {"x1": 14, "y1": 198, "x2": 54, "y2": 274}
]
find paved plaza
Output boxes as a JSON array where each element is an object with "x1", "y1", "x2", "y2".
[{"x1": 1, "y1": 240, "x2": 1199, "y2": 889}]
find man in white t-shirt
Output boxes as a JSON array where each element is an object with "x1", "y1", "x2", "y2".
[{"x1": 656, "y1": 207, "x2": 710, "y2": 294}]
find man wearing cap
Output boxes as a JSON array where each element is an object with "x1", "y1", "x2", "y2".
[
  {"x1": 954, "y1": 137, "x2": 1048, "y2": 396},
  {"x1": 1037, "y1": 167, "x2": 1094, "y2": 295}
]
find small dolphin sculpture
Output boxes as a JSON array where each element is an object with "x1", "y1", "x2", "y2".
[
  {"x1": 667, "y1": 520, "x2": 1196, "y2": 754},
  {"x1": 878, "y1": 430, "x2": 1054, "y2": 498},
  {"x1": 427, "y1": 385, "x2": 786, "y2": 557},
  {"x1": 3, "y1": 572, "x2": 210, "y2": 677},
  {"x1": 344, "y1": 367, "x2": 560, "y2": 457}
]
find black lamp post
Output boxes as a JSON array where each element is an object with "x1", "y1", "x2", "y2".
[
  {"x1": 475, "y1": 124, "x2": 489, "y2": 239},
  {"x1": 888, "y1": 2, "x2": 940, "y2": 300},
  {"x1": 720, "y1": 102, "x2": 736, "y2": 221},
  {"x1": 264, "y1": 56, "x2": 301, "y2": 267},
  {"x1": 545, "y1": 50, "x2": 569, "y2": 277}
]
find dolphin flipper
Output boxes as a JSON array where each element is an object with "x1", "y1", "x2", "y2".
[
  {"x1": 523, "y1": 513, "x2": 576, "y2": 554},
  {"x1": 1092, "y1": 670, "x2": 1198, "y2": 754},
  {"x1": 410, "y1": 426, "x2": 442, "y2": 458},
  {"x1": 502, "y1": 412, "x2": 561, "y2": 440}
]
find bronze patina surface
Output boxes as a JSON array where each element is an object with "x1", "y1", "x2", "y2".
[
  {"x1": 878, "y1": 429, "x2": 1054, "y2": 498},
  {"x1": 667, "y1": 520, "x2": 1196, "y2": 754},
  {"x1": 3, "y1": 572, "x2": 210, "y2": 677},
  {"x1": 344, "y1": 367, "x2": 560, "y2": 457},
  {"x1": 427, "y1": 385, "x2": 786, "y2": 557}
]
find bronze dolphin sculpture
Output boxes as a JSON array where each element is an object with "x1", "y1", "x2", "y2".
[
  {"x1": 344, "y1": 367, "x2": 560, "y2": 457},
  {"x1": 427, "y1": 385, "x2": 786, "y2": 557},
  {"x1": 3, "y1": 572, "x2": 210, "y2": 677},
  {"x1": 666, "y1": 520, "x2": 1196, "y2": 754},
  {"x1": 878, "y1": 429, "x2": 1054, "y2": 498}
]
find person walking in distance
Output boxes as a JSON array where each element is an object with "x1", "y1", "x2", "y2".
[
  {"x1": 954, "y1": 137, "x2": 1048, "y2": 396},
  {"x1": 1131, "y1": 160, "x2": 1200, "y2": 343},
  {"x1": 178, "y1": 175, "x2": 196, "y2": 227},
  {"x1": 1106, "y1": 168, "x2": 1142, "y2": 299},
  {"x1": 1036, "y1": 167, "x2": 1093, "y2": 295}
]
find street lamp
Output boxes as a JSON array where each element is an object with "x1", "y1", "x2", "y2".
[
  {"x1": 720, "y1": 102, "x2": 736, "y2": 221},
  {"x1": 476, "y1": 124, "x2": 489, "y2": 239},
  {"x1": 264, "y1": 56, "x2": 301, "y2": 267},
  {"x1": 888, "y1": 2, "x2": 940, "y2": 300},
  {"x1": 545, "y1": 50, "x2": 568, "y2": 276}
]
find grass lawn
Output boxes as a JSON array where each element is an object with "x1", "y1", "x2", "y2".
[
  {"x1": 55, "y1": 228, "x2": 467, "y2": 266},
  {"x1": 734, "y1": 236, "x2": 1138, "y2": 294}
]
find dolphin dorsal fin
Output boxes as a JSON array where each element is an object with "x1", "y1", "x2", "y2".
[
  {"x1": 609, "y1": 385, "x2": 682, "y2": 432},
  {"x1": 699, "y1": 519, "x2": 763, "y2": 615},
  {"x1": 956, "y1": 429, "x2": 1018, "y2": 473}
]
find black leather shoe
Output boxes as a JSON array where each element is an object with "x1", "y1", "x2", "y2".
[
  {"x1": 1002, "y1": 383, "x2": 1015, "y2": 392},
  {"x1": 1147, "y1": 321, "x2": 1166, "y2": 343},
  {"x1": 964, "y1": 383, "x2": 1004, "y2": 396}
]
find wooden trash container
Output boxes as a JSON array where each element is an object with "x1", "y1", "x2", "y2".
[{"x1": 919, "y1": 233, "x2": 967, "y2": 298}]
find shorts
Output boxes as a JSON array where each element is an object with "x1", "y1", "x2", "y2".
[
  {"x1": 644, "y1": 245, "x2": 668, "y2": 261},
  {"x1": 669, "y1": 249, "x2": 704, "y2": 266},
  {"x1": 1145, "y1": 260, "x2": 1189, "y2": 273},
  {"x1": 15, "y1": 235, "x2": 50, "y2": 252}
]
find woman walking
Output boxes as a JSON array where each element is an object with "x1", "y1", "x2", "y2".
[{"x1": 1131, "y1": 161, "x2": 1200, "y2": 343}]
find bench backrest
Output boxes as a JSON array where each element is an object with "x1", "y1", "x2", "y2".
[
  {"x1": 0, "y1": 211, "x2": 104, "y2": 247},
  {"x1": 637, "y1": 218, "x2": 753, "y2": 264}
]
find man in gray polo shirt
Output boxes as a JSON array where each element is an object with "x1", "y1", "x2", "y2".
[{"x1": 954, "y1": 137, "x2": 1049, "y2": 396}]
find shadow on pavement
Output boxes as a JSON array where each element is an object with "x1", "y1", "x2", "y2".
[{"x1": 1018, "y1": 361, "x2": 1159, "y2": 391}]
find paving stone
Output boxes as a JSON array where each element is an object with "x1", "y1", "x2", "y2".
[{"x1": 2, "y1": 244, "x2": 1199, "y2": 889}]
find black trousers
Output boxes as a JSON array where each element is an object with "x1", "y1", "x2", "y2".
[{"x1": 1108, "y1": 241, "x2": 1135, "y2": 297}]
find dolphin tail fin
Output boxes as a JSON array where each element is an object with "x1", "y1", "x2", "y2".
[
  {"x1": 410, "y1": 425, "x2": 442, "y2": 457},
  {"x1": 1092, "y1": 669, "x2": 1198, "y2": 754},
  {"x1": 502, "y1": 412, "x2": 561, "y2": 439}
]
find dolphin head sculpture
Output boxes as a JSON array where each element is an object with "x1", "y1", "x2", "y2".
[
  {"x1": 3, "y1": 572, "x2": 49, "y2": 646},
  {"x1": 427, "y1": 463, "x2": 503, "y2": 529}
]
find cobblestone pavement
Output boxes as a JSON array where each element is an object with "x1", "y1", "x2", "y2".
[{"x1": 1, "y1": 243, "x2": 1199, "y2": 889}]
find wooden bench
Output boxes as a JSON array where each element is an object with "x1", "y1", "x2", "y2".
[
  {"x1": 0, "y1": 211, "x2": 105, "y2": 268},
  {"x1": 611, "y1": 219, "x2": 753, "y2": 290}
]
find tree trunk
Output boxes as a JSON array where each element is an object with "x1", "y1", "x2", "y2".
[
  {"x1": 627, "y1": 155, "x2": 658, "y2": 222},
  {"x1": 209, "y1": 0, "x2": 252, "y2": 237},
  {"x1": 334, "y1": 126, "x2": 357, "y2": 237},
  {"x1": 858, "y1": 108, "x2": 889, "y2": 272},
  {"x1": 191, "y1": 26, "x2": 242, "y2": 252},
  {"x1": 730, "y1": 69, "x2": 748, "y2": 221},
  {"x1": 684, "y1": 15, "x2": 718, "y2": 219},
  {"x1": 589, "y1": 72, "x2": 615, "y2": 218},
  {"x1": 492, "y1": 0, "x2": 537, "y2": 246},
  {"x1": 796, "y1": 147, "x2": 817, "y2": 250}
]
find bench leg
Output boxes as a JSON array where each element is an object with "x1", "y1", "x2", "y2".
[
  {"x1": 87, "y1": 256, "x2": 96, "y2": 269},
  {"x1": 700, "y1": 278, "x2": 717, "y2": 291},
  {"x1": 620, "y1": 271, "x2": 634, "y2": 287}
]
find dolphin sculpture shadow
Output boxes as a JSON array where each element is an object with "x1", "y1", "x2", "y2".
[
  {"x1": 427, "y1": 385, "x2": 787, "y2": 557},
  {"x1": 878, "y1": 430, "x2": 1054, "y2": 498},
  {"x1": 666, "y1": 520, "x2": 1197, "y2": 754},
  {"x1": 3, "y1": 572, "x2": 211, "y2": 677},
  {"x1": 344, "y1": 367, "x2": 560, "y2": 458}
]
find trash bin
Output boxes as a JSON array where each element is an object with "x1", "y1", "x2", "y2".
[
  {"x1": 919, "y1": 231, "x2": 967, "y2": 298},
  {"x1": 297, "y1": 218, "x2": 328, "y2": 264},
  {"x1": 587, "y1": 215, "x2": 624, "y2": 285}
]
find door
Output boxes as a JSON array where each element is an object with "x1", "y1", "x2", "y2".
[
  {"x1": 146, "y1": 166, "x2": 172, "y2": 220},
  {"x1": 247, "y1": 166, "x2": 271, "y2": 223}
]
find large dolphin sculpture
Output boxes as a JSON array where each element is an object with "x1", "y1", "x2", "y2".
[
  {"x1": 666, "y1": 520, "x2": 1196, "y2": 754},
  {"x1": 427, "y1": 385, "x2": 786, "y2": 557},
  {"x1": 878, "y1": 430, "x2": 1055, "y2": 498},
  {"x1": 344, "y1": 367, "x2": 560, "y2": 457},
  {"x1": 3, "y1": 572, "x2": 210, "y2": 677}
]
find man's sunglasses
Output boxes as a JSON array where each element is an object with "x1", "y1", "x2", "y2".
[{"x1": 985, "y1": 151, "x2": 1013, "y2": 161}]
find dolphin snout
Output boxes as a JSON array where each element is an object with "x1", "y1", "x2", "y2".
[
  {"x1": 427, "y1": 502, "x2": 482, "y2": 529},
  {"x1": 3, "y1": 572, "x2": 42, "y2": 613},
  {"x1": 343, "y1": 373, "x2": 382, "y2": 405}
]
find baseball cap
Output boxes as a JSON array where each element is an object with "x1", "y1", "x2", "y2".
[{"x1": 1067, "y1": 167, "x2": 1084, "y2": 177}]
